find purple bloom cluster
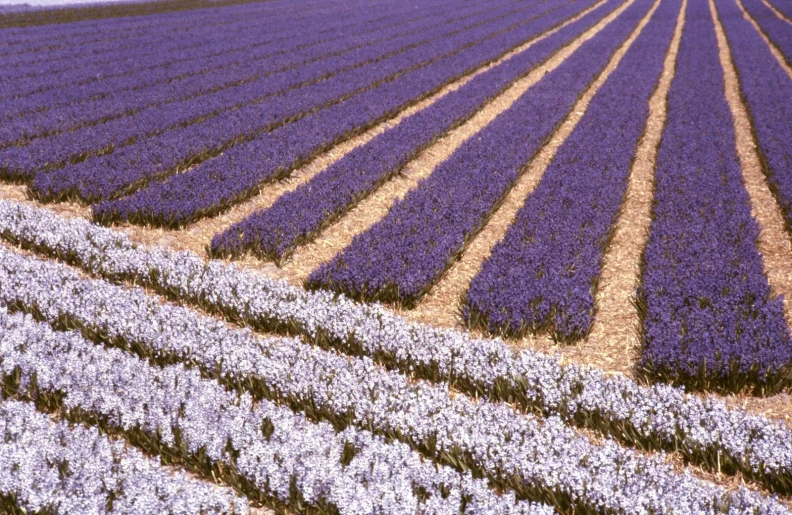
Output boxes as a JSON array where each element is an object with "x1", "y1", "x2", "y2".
[
  {"x1": 636, "y1": 0, "x2": 792, "y2": 393},
  {"x1": 209, "y1": 0, "x2": 616, "y2": 262},
  {"x1": 307, "y1": 0, "x2": 653, "y2": 307},
  {"x1": 90, "y1": 0, "x2": 601, "y2": 228},
  {"x1": 0, "y1": 398, "x2": 247, "y2": 514},
  {"x1": 1, "y1": 1, "x2": 452, "y2": 118},
  {"x1": 0, "y1": 1, "x2": 476, "y2": 149},
  {"x1": 5, "y1": 200, "x2": 792, "y2": 494},
  {"x1": 741, "y1": 0, "x2": 792, "y2": 65},
  {"x1": 0, "y1": 248, "x2": 785, "y2": 513},
  {"x1": 14, "y1": 1, "x2": 524, "y2": 199},
  {"x1": 0, "y1": 309, "x2": 552, "y2": 514},
  {"x1": 718, "y1": 0, "x2": 792, "y2": 238},
  {"x1": 462, "y1": 0, "x2": 679, "y2": 340}
]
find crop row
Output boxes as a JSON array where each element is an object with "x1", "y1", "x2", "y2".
[
  {"x1": 723, "y1": 0, "x2": 792, "y2": 237},
  {"x1": 0, "y1": 0, "x2": 280, "y2": 61},
  {"x1": 1, "y1": 1, "x2": 318, "y2": 81},
  {"x1": 2, "y1": 0, "x2": 461, "y2": 107},
  {"x1": 0, "y1": 309, "x2": 553, "y2": 514},
  {"x1": 0, "y1": 0, "x2": 497, "y2": 151},
  {"x1": 0, "y1": 398, "x2": 247, "y2": 514},
  {"x1": 306, "y1": 0, "x2": 651, "y2": 307},
  {"x1": 3, "y1": 200, "x2": 792, "y2": 495},
  {"x1": 741, "y1": 0, "x2": 792, "y2": 66},
  {"x1": 209, "y1": 0, "x2": 617, "y2": 263},
  {"x1": 0, "y1": 0, "x2": 480, "y2": 147},
  {"x1": 0, "y1": 0, "x2": 367, "y2": 75},
  {"x1": 635, "y1": 0, "x2": 792, "y2": 394},
  {"x1": 0, "y1": 244, "x2": 785, "y2": 513},
  {"x1": 6, "y1": 0, "x2": 521, "y2": 194},
  {"x1": 88, "y1": 0, "x2": 597, "y2": 226},
  {"x1": 462, "y1": 0, "x2": 678, "y2": 340}
]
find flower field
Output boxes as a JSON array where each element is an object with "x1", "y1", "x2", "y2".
[{"x1": 1, "y1": 0, "x2": 792, "y2": 512}]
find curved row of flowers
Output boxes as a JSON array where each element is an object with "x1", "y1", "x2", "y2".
[
  {"x1": 1, "y1": 200, "x2": 792, "y2": 496},
  {"x1": 1, "y1": 245, "x2": 779, "y2": 512},
  {"x1": 0, "y1": 398, "x2": 247, "y2": 514},
  {"x1": 0, "y1": 308, "x2": 552, "y2": 515}
]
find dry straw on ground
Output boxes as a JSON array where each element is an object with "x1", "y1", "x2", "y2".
[
  {"x1": 410, "y1": 0, "x2": 665, "y2": 341},
  {"x1": 280, "y1": 0, "x2": 621, "y2": 281},
  {"x1": 711, "y1": 0, "x2": 792, "y2": 329}
]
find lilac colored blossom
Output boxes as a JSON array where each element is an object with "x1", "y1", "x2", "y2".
[
  {"x1": 3, "y1": 243, "x2": 792, "y2": 510},
  {"x1": 462, "y1": 0, "x2": 679, "y2": 340},
  {"x1": 0, "y1": 0, "x2": 477, "y2": 149},
  {"x1": 0, "y1": 309, "x2": 554, "y2": 515},
  {"x1": 209, "y1": 0, "x2": 618, "y2": 262},
  {"x1": 3, "y1": 200, "x2": 792, "y2": 494},
  {"x1": 308, "y1": 0, "x2": 653, "y2": 308},
  {"x1": 716, "y1": 0, "x2": 792, "y2": 239},
  {"x1": 17, "y1": 1, "x2": 528, "y2": 200},
  {"x1": 0, "y1": 399, "x2": 247, "y2": 514},
  {"x1": 89, "y1": 0, "x2": 599, "y2": 227},
  {"x1": 636, "y1": 0, "x2": 792, "y2": 393}
]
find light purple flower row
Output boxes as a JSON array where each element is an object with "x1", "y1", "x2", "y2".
[
  {"x1": 0, "y1": 398, "x2": 247, "y2": 514},
  {"x1": 306, "y1": 0, "x2": 650, "y2": 307},
  {"x1": 3, "y1": 200, "x2": 792, "y2": 494},
  {"x1": 462, "y1": 0, "x2": 679, "y2": 340},
  {"x1": 0, "y1": 309, "x2": 554, "y2": 515},
  {"x1": 0, "y1": 249, "x2": 785, "y2": 513},
  {"x1": 0, "y1": 0, "x2": 476, "y2": 148},
  {"x1": 209, "y1": 0, "x2": 613, "y2": 262},
  {"x1": 91, "y1": 0, "x2": 587, "y2": 227}
]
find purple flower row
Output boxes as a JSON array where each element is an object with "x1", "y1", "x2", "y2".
[
  {"x1": 0, "y1": 0, "x2": 297, "y2": 54},
  {"x1": 0, "y1": 309, "x2": 551, "y2": 515},
  {"x1": 89, "y1": 0, "x2": 585, "y2": 227},
  {"x1": 2, "y1": 0, "x2": 459, "y2": 111},
  {"x1": 307, "y1": 0, "x2": 650, "y2": 307},
  {"x1": 741, "y1": 0, "x2": 792, "y2": 66},
  {"x1": 636, "y1": 0, "x2": 792, "y2": 393},
  {"x1": 765, "y1": 0, "x2": 792, "y2": 20},
  {"x1": 209, "y1": 0, "x2": 612, "y2": 262},
  {"x1": 0, "y1": 3, "x2": 348, "y2": 104},
  {"x1": 0, "y1": 1, "x2": 468, "y2": 146},
  {"x1": 718, "y1": 0, "x2": 792, "y2": 240},
  {"x1": 4, "y1": 200, "x2": 792, "y2": 494},
  {"x1": 462, "y1": 0, "x2": 678, "y2": 340},
  {"x1": 0, "y1": 398, "x2": 248, "y2": 514},
  {"x1": 0, "y1": 1, "x2": 313, "y2": 83},
  {"x1": 7, "y1": 1, "x2": 515, "y2": 194},
  {"x1": 0, "y1": 245, "x2": 782, "y2": 512}
]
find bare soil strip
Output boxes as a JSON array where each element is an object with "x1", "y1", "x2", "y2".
[
  {"x1": 283, "y1": 0, "x2": 633, "y2": 283},
  {"x1": 740, "y1": 0, "x2": 792, "y2": 81},
  {"x1": 761, "y1": 0, "x2": 792, "y2": 25},
  {"x1": 408, "y1": 0, "x2": 666, "y2": 343},
  {"x1": 555, "y1": 0, "x2": 686, "y2": 376},
  {"x1": 711, "y1": 0, "x2": 792, "y2": 331},
  {"x1": 180, "y1": 0, "x2": 611, "y2": 266}
]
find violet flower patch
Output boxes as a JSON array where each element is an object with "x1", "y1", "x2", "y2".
[{"x1": 636, "y1": 0, "x2": 792, "y2": 394}]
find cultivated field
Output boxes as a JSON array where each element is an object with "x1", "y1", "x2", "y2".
[{"x1": 1, "y1": 0, "x2": 792, "y2": 512}]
